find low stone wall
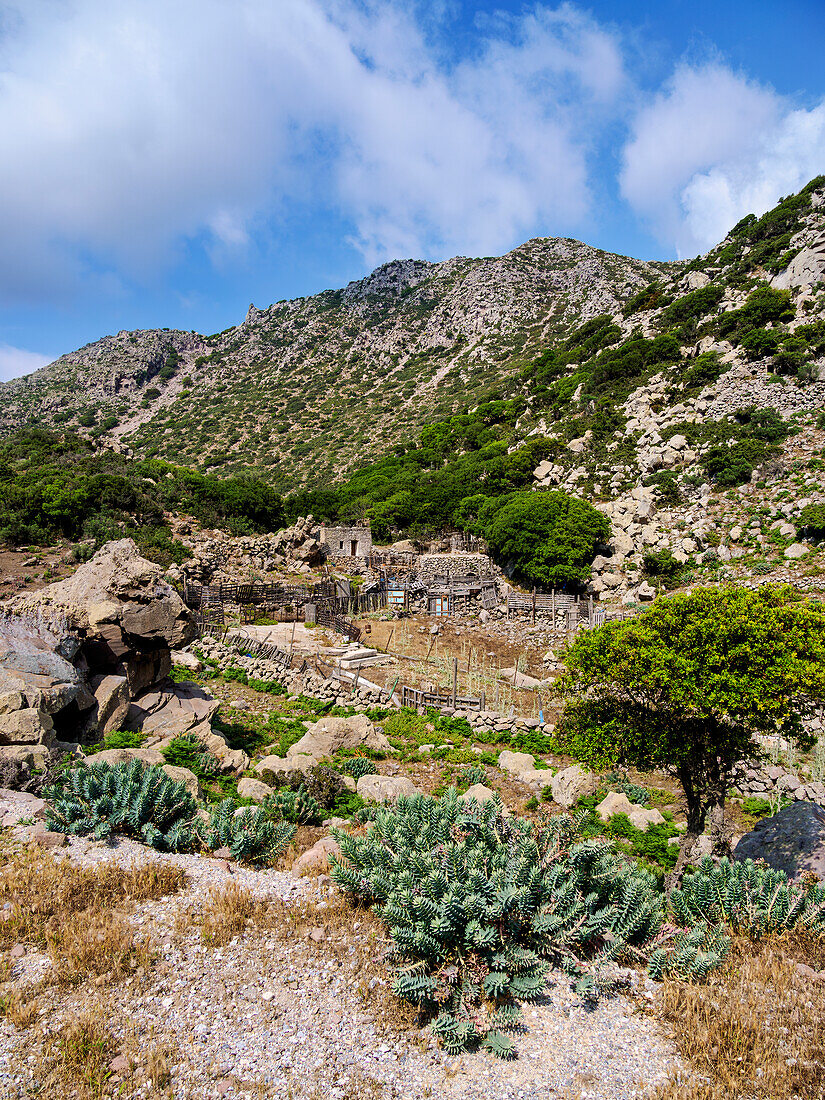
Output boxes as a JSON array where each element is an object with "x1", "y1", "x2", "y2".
[{"x1": 732, "y1": 760, "x2": 825, "y2": 807}]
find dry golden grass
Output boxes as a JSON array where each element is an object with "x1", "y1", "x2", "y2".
[
  {"x1": 0, "y1": 990, "x2": 39, "y2": 1028},
  {"x1": 650, "y1": 937, "x2": 825, "y2": 1100},
  {"x1": 200, "y1": 881, "x2": 265, "y2": 946},
  {"x1": 46, "y1": 910, "x2": 150, "y2": 985},
  {"x1": 0, "y1": 844, "x2": 186, "y2": 948},
  {"x1": 35, "y1": 1004, "x2": 117, "y2": 1100}
]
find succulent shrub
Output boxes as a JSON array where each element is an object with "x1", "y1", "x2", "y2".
[
  {"x1": 161, "y1": 732, "x2": 220, "y2": 778},
  {"x1": 204, "y1": 799, "x2": 295, "y2": 864},
  {"x1": 45, "y1": 759, "x2": 202, "y2": 851},
  {"x1": 458, "y1": 764, "x2": 486, "y2": 788},
  {"x1": 670, "y1": 857, "x2": 825, "y2": 937},
  {"x1": 330, "y1": 792, "x2": 727, "y2": 1058},
  {"x1": 270, "y1": 785, "x2": 323, "y2": 825},
  {"x1": 343, "y1": 756, "x2": 378, "y2": 780}
]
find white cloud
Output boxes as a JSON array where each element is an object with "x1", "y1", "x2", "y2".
[
  {"x1": 0, "y1": 344, "x2": 52, "y2": 382},
  {"x1": 620, "y1": 63, "x2": 825, "y2": 256},
  {"x1": 0, "y1": 0, "x2": 625, "y2": 303}
]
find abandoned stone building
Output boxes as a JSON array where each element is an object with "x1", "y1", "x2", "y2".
[{"x1": 317, "y1": 523, "x2": 373, "y2": 559}]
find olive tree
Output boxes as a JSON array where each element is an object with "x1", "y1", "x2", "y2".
[{"x1": 556, "y1": 585, "x2": 825, "y2": 884}]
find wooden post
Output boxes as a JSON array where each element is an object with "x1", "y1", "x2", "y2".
[
  {"x1": 452, "y1": 657, "x2": 458, "y2": 709},
  {"x1": 551, "y1": 589, "x2": 556, "y2": 624},
  {"x1": 588, "y1": 595, "x2": 593, "y2": 627},
  {"x1": 384, "y1": 674, "x2": 400, "y2": 705},
  {"x1": 532, "y1": 588, "x2": 536, "y2": 625}
]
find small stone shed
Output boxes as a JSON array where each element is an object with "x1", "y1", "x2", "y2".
[{"x1": 318, "y1": 524, "x2": 373, "y2": 559}]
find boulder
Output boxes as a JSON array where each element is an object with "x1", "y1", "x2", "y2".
[
  {"x1": 237, "y1": 777, "x2": 273, "y2": 803},
  {"x1": 0, "y1": 708, "x2": 54, "y2": 746},
  {"x1": 161, "y1": 764, "x2": 199, "y2": 799},
  {"x1": 90, "y1": 675, "x2": 130, "y2": 736},
  {"x1": 356, "y1": 774, "x2": 418, "y2": 803},
  {"x1": 292, "y1": 836, "x2": 340, "y2": 878},
  {"x1": 733, "y1": 801, "x2": 825, "y2": 879},
  {"x1": 498, "y1": 750, "x2": 538, "y2": 777},
  {"x1": 89, "y1": 746, "x2": 165, "y2": 767},
  {"x1": 596, "y1": 792, "x2": 635, "y2": 822},
  {"x1": 551, "y1": 766, "x2": 596, "y2": 808},
  {"x1": 458, "y1": 783, "x2": 498, "y2": 806},
  {"x1": 170, "y1": 650, "x2": 203, "y2": 673},
  {"x1": 288, "y1": 715, "x2": 390, "y2": 760},
  {"x1": 637, "y1": 581, "x2": 656, "y2": 601},
  {"x1": 784, "y1": 543, "x2": 809, "y2": 560},
  {"x1": 10, "y1": 540, "x2": 195, "y2": 671}
]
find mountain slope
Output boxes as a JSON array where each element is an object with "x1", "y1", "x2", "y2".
[{"x1": 0, "y1": 238, "x2": 671, "y2": 487}]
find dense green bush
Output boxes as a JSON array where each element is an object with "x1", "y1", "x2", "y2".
[
  {"x1": 161, "y1": 733, "x2": 220, "y2": 779},
  {"x1": 331, "y1": 794, "x2": 728, "y2": 1057},
  {"x1": 0, "y1": 429, "x2": 285, "y2": 558},
  {"x1": 478, "y1": 490, "x2": 610, "y2": 588},
  {"x1": 798, "y1": 503, "x2": 825, "y2": 538}
]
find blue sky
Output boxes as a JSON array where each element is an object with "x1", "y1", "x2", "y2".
[{"x1": 0, "y1": 0, "x2": 823, "y2": 380}]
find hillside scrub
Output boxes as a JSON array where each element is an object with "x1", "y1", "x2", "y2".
[
  {"x1": 0, "y1": 428, "x2": 285, "y2": 559},
  {"x1": 556, "y1": 585, "x2": 825, "y2": 884}
]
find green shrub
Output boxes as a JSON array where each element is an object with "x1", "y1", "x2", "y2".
[
  {"x1": 270, "y1": 785, "x2": 323, "y2": 825},
  {"x1": 342, "y1": 756, "x2": 378, "y2": 780},
  {"x1": 797, "y1": 503, "x2": 825, "y2": 539},
  {"x1": 510, "y1": 729, "x2": 555, "y2": 756},
  {"x1": 331, "y1": 794, "x2": 728, "y2": 1057},
  {"x1": 203, "y1": 799, "x2": 295, "y2": 864},
  {"x1": 740, "y1": 796, "x2": 774, "y2": 818},
  {"x1": 670, "y1": 857, "x2": 825, "y2": 937},
  {"x1": 458, "y1": 764, "x2": 486, "y2": 788},
  {"x1": 85, "y1": 730, "x2": 146, "y2": 754},
  {"x1": 45, "y1": 759, "x2": 201, "y2": 850},
  {"x1": 161, "y1": 733, "x2": 220, "y2": 778},
  {"x1": 478, "y1": 491, "x2": 610, "y2": 588},
  {"x1": 643, "y1": 549, "x2": 683, "y2": 583}
]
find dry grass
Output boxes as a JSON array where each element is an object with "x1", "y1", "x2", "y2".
[
  {"x1": 200, "y1": 881, "x2": 266, "y2": 946},
  {"x1": 34, "y1": 1004, "x2": 118, "y2": 1100},
  {"x1": 650, "y1": 936, "x2": 825, "y2": 1100},
  {"x1": 46, "y1": 910, "x2": 150, "y2": 985},
  {"x1": 0, "y1": 844, "x2": 186, "y2": 948},
  {"x1": 0, "y1": 990, "x2": 40, "y2": 1028}
]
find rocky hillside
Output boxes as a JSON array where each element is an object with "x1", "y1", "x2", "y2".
[{"x1": 0, "y1": 239, "x2": 670, "y2": 484}]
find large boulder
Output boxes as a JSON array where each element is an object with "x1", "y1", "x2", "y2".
[
  {"x1": 237, "y1": 777, "x2": 273, "y2": 803},
  {"x1": 292, "y1": 836, "x2": 340, "y2": 878},
  {"x1": 458, "y1": 783, "x2": 498, "y2": 806},
  {"x1": 551, "y1": 766, "x2": 597, "y2": 809},
  {"x1": 128, "y1": 681, "x2": 218, "y2": 739},
  {"x1": 733, "y1": 801, "x2": 825, "y2": 880},
  {"x1": 356, "y1": 774, "x2": 419, "y2": 803},
  {"x1": 10, "y1": 540, "x2": 195, "y2": 683},
  {"x1": 596, "y1": 791, "x2": 665, "y2": 829},
  {"x1": 288, "y1": 715, "x2": 390, "y2": 761},
  {"x1": 90, "y1": 675, "x2": 131, "y2": 736}
]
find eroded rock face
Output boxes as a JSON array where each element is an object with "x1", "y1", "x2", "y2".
[{"x1": 551, "y1": 766, "x2": 597, "y2": 809}]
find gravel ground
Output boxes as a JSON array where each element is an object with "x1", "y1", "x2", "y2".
[{"x1": 0, "y1": 833, "x2": 682, "y2": 1100}]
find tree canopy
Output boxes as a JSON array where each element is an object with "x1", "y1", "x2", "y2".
[
  {"x1": 556, "y1": 585, "x2": 825, "y2": 880},
  {"x1": 478, "y1": 490, "x2": 610, "y2": 588}
]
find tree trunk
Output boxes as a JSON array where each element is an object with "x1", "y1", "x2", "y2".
[{"x1": 666, "y1": 766, "x2": 706, "y2": 894}]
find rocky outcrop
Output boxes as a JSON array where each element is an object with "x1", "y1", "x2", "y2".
[
  {"x1": 288, "y1": 715, "x2": 391, "y2": 760},
  {"x1": 733, "y1": 801, "x2": 825, "y2": 879}
]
